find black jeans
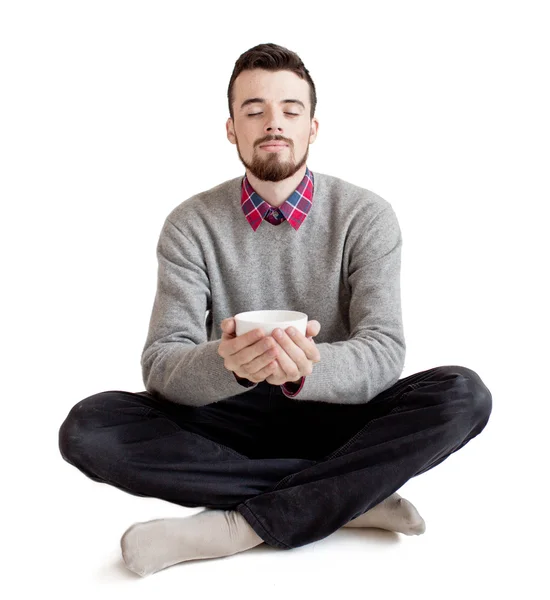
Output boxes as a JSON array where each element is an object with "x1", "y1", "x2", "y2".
[{"x1": 58, "y1": 365, "x2": 492, "y2": 550}]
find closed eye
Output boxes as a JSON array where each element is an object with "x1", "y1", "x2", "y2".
[{"x1": 248, "y1": 113, "x2": 299, "y2": 116}]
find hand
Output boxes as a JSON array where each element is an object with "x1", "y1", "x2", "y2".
[
  {"x1": 218, "y1": 318, "x2": 281, "y2": 383},
  {"x1": 265, "y1": 321, "x2": 321, "y2": 386}
]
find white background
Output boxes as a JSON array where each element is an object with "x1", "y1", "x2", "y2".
[{"x1": 1, "y1": 0, "x2": 548, "y2": 597}]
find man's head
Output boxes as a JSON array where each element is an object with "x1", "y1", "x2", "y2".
[{"x1": 226, "y1": 43, "x2": 319, "y2": 182}]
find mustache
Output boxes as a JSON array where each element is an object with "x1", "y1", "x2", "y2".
[{"x1": 257, "y1": 136, "x2": 291, "y2": 146}]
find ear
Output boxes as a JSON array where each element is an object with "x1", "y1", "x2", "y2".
[
  {"x1": 226, "y1": 118, "x2": 236, "y2": 145},
  {"x1": 309, "y1": 117, "x2": 319, "y2": 143}
]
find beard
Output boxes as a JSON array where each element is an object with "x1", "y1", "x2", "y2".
[{"x1": 235, "y1": 136, "x2": 309, "y2": 182}]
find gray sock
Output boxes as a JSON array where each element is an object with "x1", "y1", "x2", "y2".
[
  {"x1": 343, "y1": 492, "x2": 426, "y2": 535},
  {"x1": 121, "y1": 509, "x2": 263, "y2": 577}
]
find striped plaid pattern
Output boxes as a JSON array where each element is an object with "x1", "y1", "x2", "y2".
[{"x1": 240, "y1": 167, "x2": 314, "y2": 231}]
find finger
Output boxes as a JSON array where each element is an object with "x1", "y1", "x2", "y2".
[
  {"x1": 241, "y1": 344, "x2": 278, "y2": 375},
  {"x1": 271, "y1": 348, "x2": 300, "y2": 381},
  {"x1": 305, "y1": 320, "x2": 321, "y2": 338},
  {"x1": 283, "y1": 327, "x2": 321, "y2": 364},
  {"x1": 266, "y1": 360, "x2": 290, "y2": 385},
  {"x1": 220, "y1": 327, "x2": 264, "y2": 357},
  {"x1": 221, "y1": 318, "x2": 235, "y2": 333},
  {"x1": 248, "y1": 358, "x2": 278, "y2": 382},
  {"x1": 269, "y1": 330, "x2": 304, "y2": 379}
]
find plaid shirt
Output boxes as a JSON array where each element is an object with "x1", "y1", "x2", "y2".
[
  {"x1": 241, "y1": 166, "x2": 314, "y2": 232},
  {"x1": 233, "y1": 166, "x2": 315, "y2": 397}
]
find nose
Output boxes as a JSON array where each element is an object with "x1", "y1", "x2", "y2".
[{"x1": 264, "y1": 110, "x2": 284, "y2": 134}]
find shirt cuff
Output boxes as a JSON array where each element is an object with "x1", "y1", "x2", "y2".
[
  {"x1": 233, "y1": 372, "x2": 257, "y2": 388},
  {"x1": 281, "y1": 377, "x2": 305, "y2": 398}
]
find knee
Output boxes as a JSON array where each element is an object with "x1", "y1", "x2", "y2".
[
  {"x1": 58, "y1": 391, "x2": 116, "y2": 465},
  {"x1": 59, "y1": 398, "x2": 88, "y2": 465},
  {"x1": 437, "y1": 365, "x2": 493, "y2": 428}
]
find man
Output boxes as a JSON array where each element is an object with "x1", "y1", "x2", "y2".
[{"x1": 58, "y1": 43, "x2": 492, "y2": 577}]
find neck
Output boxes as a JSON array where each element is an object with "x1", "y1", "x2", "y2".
[{"x1": 246, "y1": 165, "x2": 307, "y2": 208}]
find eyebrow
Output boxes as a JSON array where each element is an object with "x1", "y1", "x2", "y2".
[{"x1": 240, "y1": 98, "x2": 306, "y2": 111}]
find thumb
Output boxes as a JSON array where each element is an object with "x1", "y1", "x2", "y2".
[
  {"x1": 221, "y1": 318, "x2": 236, "y2": 337},
  {"x1": 306, "y1": 320, "x2": 321, "y2": 338}
]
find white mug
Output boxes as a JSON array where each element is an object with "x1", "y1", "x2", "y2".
[{"x1": 234, "y1": 310, "x2": 308, "y2": 337}]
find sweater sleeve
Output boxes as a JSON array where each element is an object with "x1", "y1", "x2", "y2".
[
  {"x1": 293, "y1": 205, "x2": 406, "y2": 405},
  {"x1": 140, "y1": 217, "x2": 258, "y2": 407}
]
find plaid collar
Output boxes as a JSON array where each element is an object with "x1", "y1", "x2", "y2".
[{"x1": 240, "y1": 166, "x2": 314, "y2": 231}]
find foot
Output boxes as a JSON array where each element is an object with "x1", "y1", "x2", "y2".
[
  {"x1": 343, "y1": 492, "x2": 426, "y2": 535},
  {"x1": 121, "y1": 509, "x2": 263, "y2": 577}
]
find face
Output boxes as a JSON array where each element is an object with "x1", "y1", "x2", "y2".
[{"x1": 226, "y1": 69, "x2": 319, "y2": 182}]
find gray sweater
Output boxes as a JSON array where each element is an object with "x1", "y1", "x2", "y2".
[{"x1": 141, "y1": 170, "x2": 405, "y2": 407}]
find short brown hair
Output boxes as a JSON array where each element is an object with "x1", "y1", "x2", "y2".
[{"x1": 227, "y1": 43, "x2": 317, "y2": 121}]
